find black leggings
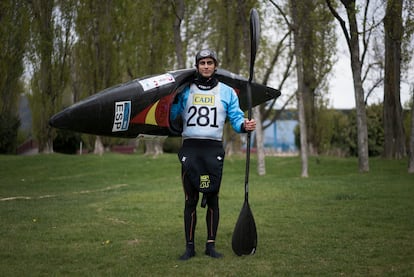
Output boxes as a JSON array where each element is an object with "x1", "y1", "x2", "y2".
[{"x1": 182, "y1": 168, "x2": 220, "y2": 244}]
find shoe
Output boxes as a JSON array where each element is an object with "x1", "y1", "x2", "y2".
[
  {"x1": 205, "y1": 243, "x2": 223, "y2": 258},
  {"x1": 179, "y1": 247, "x2": 195, "y2": 261}
]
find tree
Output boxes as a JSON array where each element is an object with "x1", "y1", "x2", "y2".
[
  {"x1": 267, "y1": 0, "x2": 336, "y2": 156},
  {"x1": 262, "y1": 0, "x2": 295, "y2": 147},
  {"x1": 297, "y1": 1, "x2": 336, "y2": 155},
  {"x1": 28, "y1": 0, "x2": 74, "y2": 153},
  {"x1": 0, "y1": 0, "x2": 29, "y2": 153},
  {"x1": 290, "y1": 0, "x2": 309, "y2": 177},
  {"x1": 29, "y1": 0, "x2": 54, "y2": 153},
  {"x1": 0, "y1": 0, "x2": 29, "y2": 115},
  {"x1": 172, "y1": 0, "x2": 186, "y2": 69},
  {"x1": 383, "y1": 0, "x2": 406, "y2": 159},
  {"x1": 74, "y1": 0, "x2": 121, "y2": 154},
  {"x1": 327, "y1": 0, "x2": 370, "y2": 172},
  {"x1": 144, "y1": 1, "x2": 176, "y2": 155}
]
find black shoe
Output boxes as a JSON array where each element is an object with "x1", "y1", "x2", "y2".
[
  {"x1": 179, "y1": 247, "x2": 195, "y2": 261},
  {"x1": 205, "y1": 243, "x2": 223, "y2": 258}
]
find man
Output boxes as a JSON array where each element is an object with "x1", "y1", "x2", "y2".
[{"x1": 170, "y1": 49, "x2": 256, "y2": 260}]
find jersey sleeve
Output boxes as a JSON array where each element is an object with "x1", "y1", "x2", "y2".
[
  {"x1": 222, "y1": 85, "x2": 245, "y2": 133},
  {"x1": 170, "y1": 86, "x2": 189, "y2": 120}
]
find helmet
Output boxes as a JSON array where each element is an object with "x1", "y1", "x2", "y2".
[{"x1": 195, "y1": 49, "x2": 218, "y2": 66}]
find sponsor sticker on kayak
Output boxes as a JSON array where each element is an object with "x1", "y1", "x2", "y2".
[
  {"x1": 138, "y1": 73, "x2": 175, "y2": 91},
  {"x1": 112, "y1": 101, "x2": 131, "y2": 132}
]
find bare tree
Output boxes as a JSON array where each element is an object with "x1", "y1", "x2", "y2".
[
  {"x1": 268, "y1": 0, "x2": 336, "y2": 157},
  {"x1": 290, "y1": 0, "x2": 309, "y2": 177},
  {"x1": 327, "y1": 0, "x2": 369, "y2": 172},
  {"x1": 262, "y1": 1, "x2": 295, "y2": 143}
]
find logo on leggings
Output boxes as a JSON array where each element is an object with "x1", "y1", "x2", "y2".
[{"x1": 200, "y1": 175, "x2": 210, "y2": 189}]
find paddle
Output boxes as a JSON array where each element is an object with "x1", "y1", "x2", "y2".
[{"x1": 232, "y1": 8, "x2": 260, "y2": 256}]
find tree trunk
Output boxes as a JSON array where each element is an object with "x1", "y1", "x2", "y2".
[
  {"x1": 172, "y1": 0, "x2": 185, "y2": 69},
  {"x1": 145, "y1": 139, "x2": 164, "y2": 156},
  {"x1": 297, "y1": 86, "x2": 309, "y2": 177},
  {"x1": 408, "y1": 86, "x2": 414, "y2": 173},
  {"x1": 290, "y1": 0, "x2": 309, "y2": 177},
  {"x1": 328, "y1": 0, "x2": 370, "y2": 172},
  {"x1": 254, "y1": 106, "x2": 266, "y2": 176},
  {"x1": 383, "y1": 0, "x2": 406, "y2": 159},
  {"x1": 347, "y1": 5, "x2": 369, "y2": 172},
  {"x1": 31, "y1": 0, "x2": 54, "y2": 153},
  {"x1": 326, "y1": 0, "x2": 369, "y2": 171},
  {"x1": 94, "y1": 136, "x2": 104, "y2": 155},
  {"x1": 300, "y1": 1, "x2": 317, "y2": 156},
  {"x1": 224, "y1": 123, "x2": 236, "y2": 156}
]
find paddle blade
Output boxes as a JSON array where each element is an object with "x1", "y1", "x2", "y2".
[
  {"x1": 249, "y1": 8, "x2": 260, "y2": 82},
  {"x1": 232, "y1": 201, "x2": 257, "y2": 256}
]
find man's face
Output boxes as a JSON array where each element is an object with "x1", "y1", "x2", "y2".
[{"x1": 197, "y1": 57, "x2": 216, "y2": 78}]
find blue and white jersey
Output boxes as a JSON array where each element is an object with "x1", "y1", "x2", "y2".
[{"x1": 170, "y1": 82, "x2": 245, "y2": 141}]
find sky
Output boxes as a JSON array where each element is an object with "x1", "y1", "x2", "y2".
[
  {"x1": 328, "y1": 50, "x2": 413, "y2": 109},
  {"x1": 327, "y1": 27, "x2": 413, "y2": 110},
  {"x1": 265, "y1": 22, "x2": 413, "y2": 110}
]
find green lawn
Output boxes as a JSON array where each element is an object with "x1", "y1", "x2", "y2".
[{"x1": 0, "y1": 153, "x2": 413, "y2": 276}]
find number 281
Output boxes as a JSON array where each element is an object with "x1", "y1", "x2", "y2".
[{"x1": 186, "y1": 106, "x2": 219, "y2": 128}]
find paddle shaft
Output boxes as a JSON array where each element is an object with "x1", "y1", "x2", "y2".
[
  {"x1": 244, "y1": 8, "x2": 259, "y2": 203},
  {"x1": 244, "y1": 85, "x2": 252, "y2": 203}
]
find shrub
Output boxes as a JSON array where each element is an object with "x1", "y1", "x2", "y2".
[{"x1": 0, "y1": 114, "x2": 20, "y2": 154}]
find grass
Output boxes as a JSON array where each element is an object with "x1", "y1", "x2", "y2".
[{"x1": 0, "y1": 153, "x2": 413, "y2": 276}]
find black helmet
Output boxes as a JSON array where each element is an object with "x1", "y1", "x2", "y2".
[{"x1": 195, "y1": 49, "x2": 218, "y2": 66}]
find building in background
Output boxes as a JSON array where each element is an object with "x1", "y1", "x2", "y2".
[
  {"x1": 247, "y1": 110, "x2": 298, "y2": 155},
  {"x1": 263, "y1": 119, "x2": 298, "y2": 154}
]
